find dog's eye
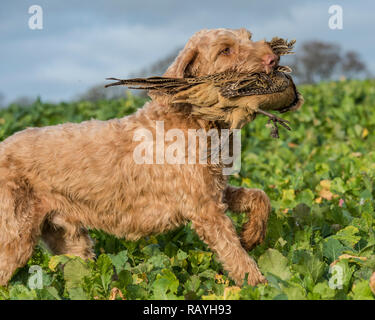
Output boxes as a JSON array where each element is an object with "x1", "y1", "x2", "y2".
[{"x1": 219, "y1": 47, "x2": 231, "y2": 55}]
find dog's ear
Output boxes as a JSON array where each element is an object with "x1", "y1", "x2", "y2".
[
  {"x1": 164, "y1": 47, "x2": 198, "y2": 78},
  {"x1": 238, "y1": 28, "x2": 252, "y2": 40}
]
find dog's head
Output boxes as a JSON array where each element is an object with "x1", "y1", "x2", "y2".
[{"x1": 164, "y1": 28, "x2": 278, "y2": 78}]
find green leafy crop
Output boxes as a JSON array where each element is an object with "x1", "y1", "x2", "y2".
[{"x1": 1, "y1": 79, "x2": 375, "y2": 300}]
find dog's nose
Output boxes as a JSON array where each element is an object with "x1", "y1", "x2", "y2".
[{"x1": 262, "y1": 54, "x2": 278, "y2": 73}]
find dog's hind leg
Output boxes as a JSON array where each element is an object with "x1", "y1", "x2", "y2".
[
  {"x1": 0, "y1": 179, "x2": 45, "y2": 286},
  {"x1": 224, "y1": 186, "x2": 271, "y2": 251},
  {"x1": 41, "y1": 214, "x2": 95, "y2": 260}
]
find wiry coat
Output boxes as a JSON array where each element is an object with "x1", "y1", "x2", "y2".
[{"x1": 0, "y1": 28, "x2": 279, "y2": 287}]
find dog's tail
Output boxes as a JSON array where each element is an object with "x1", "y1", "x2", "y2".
[{"x1": 104, "y1": 76, "x2": 194, "y2": 94}]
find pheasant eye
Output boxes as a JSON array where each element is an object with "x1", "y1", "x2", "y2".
[{"x1": 220, "y1": 47, "x2": 231, "y2": 55}]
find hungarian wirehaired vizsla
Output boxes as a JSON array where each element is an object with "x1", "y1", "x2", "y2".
[{"x1": 0, "y1": 28, "x2": 278, "y2": 286}]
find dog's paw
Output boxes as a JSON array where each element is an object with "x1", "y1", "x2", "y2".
[
  {"x1": 245, "y1": 273, "x2": 267, "y2": 287},
  {"x1": 240, "y1": 220, "x2": 267, "y2": 251}
]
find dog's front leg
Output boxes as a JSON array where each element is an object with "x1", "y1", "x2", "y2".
[
  {"x1": 190, "y1": 201, "x2": 266, "y2": 286},
  {"x1": 224, "y1": 186, "x2": 271, "y2": 251}
]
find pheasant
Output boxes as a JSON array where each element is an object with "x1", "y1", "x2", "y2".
[{"x1": 105, "y1": 38, "x2": 303, "y2": 137}]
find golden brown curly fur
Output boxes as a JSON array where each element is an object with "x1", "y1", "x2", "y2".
[{"x1": 0, "y1": 28, "x2": 275, "y2": 287}]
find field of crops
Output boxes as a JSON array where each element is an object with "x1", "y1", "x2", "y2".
[{"x1": 0, "y1": 79, "x2": 375, "y2": 300}]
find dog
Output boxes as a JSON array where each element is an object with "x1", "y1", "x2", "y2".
[{"x1": 0, "y1": 28, "x2": 278, "y2": 287}]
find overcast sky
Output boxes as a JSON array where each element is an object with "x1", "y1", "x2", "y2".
[{"x1": 0, "y1": 0, "x2": 374, "y2": 104}]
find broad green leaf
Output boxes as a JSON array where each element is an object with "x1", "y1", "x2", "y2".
[
  {"x1": 151, "y1": 269, "x2": 180, "y2": 300},
  {"x1": 258, "y1": 249, "x2": 292, "y2": 281},
  {"x1": 292, "y1": 250, "x2": 325, "y2": 283},
  {"x1": 283, "y1": 285, "x2": 307, "y2": 300},
  {"x1": 332, "y1": 226, "x2": 361, "y2": 248},
  {"x1": 331, "y1": 177, "x2": 346, "y2": 194},
  {"x1": 312, "y1": 282, "x2": 336, "y2": 299},
  {"x1": 177, "y1": 249, "x2": 188, "y2": 261},
  {"x1": 349, "y1": 280, "x2": 374, "y2": 300},
  {"x1": 323, "y1": 238, "x2": 347, "y2": 262},
  {"x1": 109, "y1": 250, "x2": 128, "y2": 274},
  {"x1": 95, "y1": 254, "x2": 114, "y2": 294},
  {"x1": 189, "y1": 250, "x2": 213, "y2": 274},
  {"x1": 9, "y1": 285, "x2": 37, "y2": 300},
  {"x1": 68, "y1": 287, "x2": 88, "y2": 300},
  {"x1": 37, "y1": 287, "x2": 61, "y2": 300},
  {"x1": 148, "y1": 253, "x2": 170, "y2": 269},
  {"x1": 296, "y1": 189, "x2": 315, "y2": 206},
  {"x1": 63, "y1": 258, "x2": 90, "y2": 290},
  {"x1": 184, "y1": 275, "x2": 201, "y2": 293}
]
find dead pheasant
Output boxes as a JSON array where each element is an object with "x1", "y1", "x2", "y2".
[{"x1": 105, "y1": 37, "x2": 303, "y2": 137}]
